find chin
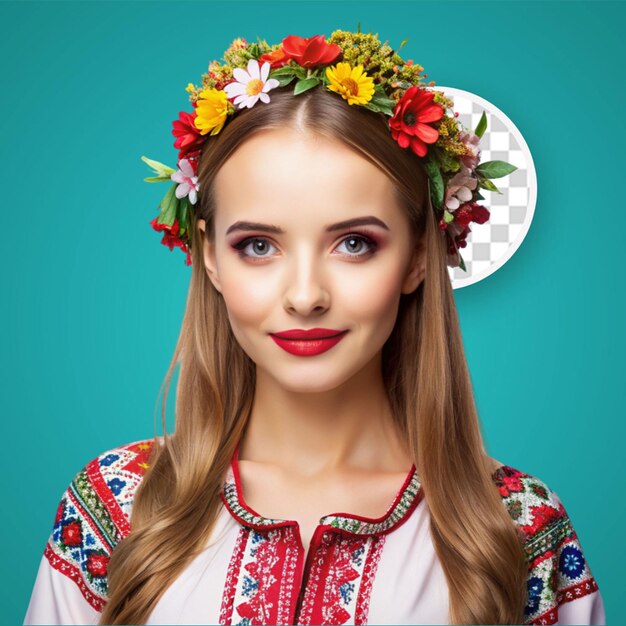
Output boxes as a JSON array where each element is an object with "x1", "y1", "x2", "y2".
[{"x1": 259, "y1": 364, "x2": 353, "y2": 394}]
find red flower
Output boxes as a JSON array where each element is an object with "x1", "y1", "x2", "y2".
[
  {"x1": 497, "y1": 474, "x2": 525, "y2": 498},
  {"x1": 452, "y1": 202, "x2": 490, "y2": 230},
  {"x1": 151, "y1": 217, "x2": 183, "y2": 249},
  {"x1": 280, "y1": 34, "x2": 342, "y2": 68},
  {"x1": 150, "y1": 216, "x2": 177, "y2": 234},
  {"x1": 258, "y1": 47, "x2": 291, "y2": 69},
  {"x1": 389, "y1": 86, "x2": 444, "y2": 157},
  {"x1": 86, "y1": 553, "x2": 109, "y2": 578},
  {"x1": 61, "y1": 520, "x2": 82, "y2": 546},
  {"x1": 150, "y1": 217, "x2": 192, "y2": 265},
  {"x1": 470, "y1": 203, "x2": 490, "y2": 224},
  {"x1": 172, "y1": 110, "x2": 204, "y2": 159}
]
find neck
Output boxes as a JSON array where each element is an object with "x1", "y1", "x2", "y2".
[{"x1": 238, "y1": 352, "x2": 412, "y2": 478}]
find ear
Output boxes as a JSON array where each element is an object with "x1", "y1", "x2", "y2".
[
  {"x1": 401, "y1": 241, "x2": 426, "y2": 295},
  {"x1": 197, "y1": 219, "x2": 223, "y2": 294}
]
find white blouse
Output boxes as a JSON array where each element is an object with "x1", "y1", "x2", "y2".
[{"x1": 24, "y1": 439, "x2": 606, "y2": 625}]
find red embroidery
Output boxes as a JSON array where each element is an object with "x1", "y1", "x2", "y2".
[
  {"x1": 219, "y1": 527, "x2": 249, "y2": 625},
  {"x1": 222, "y1": 526, "x2": 301, "y2": 625},
  {"x1": 557, "y1": 578, "x2": 599, "y2": 605},
  {"x1": 530, "y1": 580, "x2": 600, "y2": 625},
  {"x1": 236, "y1": 532, "x2": 283, "y2": 623},
  {"x1": 521, "y1": 502, "x2": 564, "y2": 536},
  {"x1": 296, "y1": 533, "x2": 383, "y2": 625},
  {"x1": 43, "y1": 439, "x2": 155, "y2": 612},
  {"x1": 86, "y1": 456, "x2": 132, "y2": 537},
  {"x1": 354, "y1": 535, "x2": 386, "y2": 625},
  {"x1": 219, "y1": 445, "x2": 423, "y2": 625},
  {"x1": 44, "y1": 544, "x2": 105, "y2": 612}
]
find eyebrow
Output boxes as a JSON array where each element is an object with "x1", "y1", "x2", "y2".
[{"x1": 225, "y1": 215, "x2": 390, "y2": 235}]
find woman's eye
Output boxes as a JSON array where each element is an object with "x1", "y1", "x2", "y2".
[
  {"x1": 335, "y1": 234, "x2": 378, "y2": 258},
  {"x1": 232, "y1": 234, "x2": 378, "y2": 261},
  {"x1": 233, "y1": 237, "x2": 277, "y2": 259}
]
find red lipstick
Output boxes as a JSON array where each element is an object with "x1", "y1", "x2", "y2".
[{"x1": 269, "y1": 328, "x2": 348, "y2": 356}]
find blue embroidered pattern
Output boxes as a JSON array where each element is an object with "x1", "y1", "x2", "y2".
[
  {"x1": 492, "y1": 465, "x2": 599, "y2": 624},
  {"x1": 43, "y1": 440, "x2": 154, "y2": 611}
]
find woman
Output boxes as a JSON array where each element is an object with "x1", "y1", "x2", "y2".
[{"x1": 24, "y1": 31, "x2": 605, "y2": 625}]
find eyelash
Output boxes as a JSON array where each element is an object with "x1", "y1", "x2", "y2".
[{"x1": 231, "y1": 232, "x2": 379, "y2": 262}]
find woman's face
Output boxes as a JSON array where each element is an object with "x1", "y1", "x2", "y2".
[{"x1": 197, "y1": 127, "x2": 425, "y2": 393}]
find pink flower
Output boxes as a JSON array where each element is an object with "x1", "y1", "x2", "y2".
[
  {"x1": 171, "y1": 158, "x2": 200, "y2": 205},
  {"x1": 445, "y1": 164, "x2": 478, "y2": 211},
  {"x1": 458, "y1": 130, "x2": 481, "y2": 169}
]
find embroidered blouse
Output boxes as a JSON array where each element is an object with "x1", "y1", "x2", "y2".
[{"x1": 24, "y1": 439, "x2": 606, "y2": 625}]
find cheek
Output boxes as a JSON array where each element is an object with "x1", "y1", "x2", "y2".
[
  {"x1": 218, "y1": 262, "x2": 276, "y2": 328},
  {"x1": 336, "y1": 261, "x2": 404, "y2": 329}
]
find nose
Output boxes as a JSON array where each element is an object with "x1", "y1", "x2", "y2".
[{"x1": 282, "y1": 248, "x2": 330, "y2": 316}]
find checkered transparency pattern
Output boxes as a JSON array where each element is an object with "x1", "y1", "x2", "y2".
[{"x1": 436, "y1": 87, "x2": 537, "y2": 289}]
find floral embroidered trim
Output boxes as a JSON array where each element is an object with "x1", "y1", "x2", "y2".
[
  {"x1": 220, "y1": 444, "x2": 423, "y2": 536},
  {"x1": 354, "y1": 535, "x2": 386, "y2": 624},
  {"x1": 492, "y1": 465, "x2": 601, "y2": 625},
  {"x1": 221, "y1": 526, "x2": 302, "y2": 625},
  {"x1": 320, "y1": 473, "x2": 421, "y2": 535},
  {"x1": 222, "y1": 479, "x2": 288, "y2": 529},
  {"x1": 297, "y1": 534, "x2": 386, "y2": 625},
  {"x1": 218, "y1": 526, "x2": 249, "y2": 625},
  {"x1": 43, "y1": 439, "x2": 154, "y2": 611}
]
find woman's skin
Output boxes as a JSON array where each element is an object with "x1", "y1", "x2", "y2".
[{"x1": 196, "y1": 127, "x2": 428, "y2": 555}]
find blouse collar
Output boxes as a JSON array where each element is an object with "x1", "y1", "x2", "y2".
[{"x1": 220, "y1": 443, "x2": 424, "y2": 537}]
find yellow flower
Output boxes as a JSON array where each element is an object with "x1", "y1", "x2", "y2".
[
  {"x1": 325, "y1": 62, "x2": 375, "y2": 105},
  {"x1": 194, "y1": 88, "x2": 230, "y2": 136},
  {"x1": 185, "y1": 82, "x2": 196, "y2": 94}
]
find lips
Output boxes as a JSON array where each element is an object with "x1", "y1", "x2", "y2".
[
  {"x1": 269, "y1": 328, "x2": 349, "y2": 356},
  {"x1": 270, "y1": 327, "x2": 346, "y2": 340}
]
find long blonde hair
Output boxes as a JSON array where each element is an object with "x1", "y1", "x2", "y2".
[{"x1": 100, "y1": 87, "x2": 528, "y2": 624}]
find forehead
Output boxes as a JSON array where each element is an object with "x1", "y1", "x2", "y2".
[{"x1": 212, "y1": 128, "x2": 404, "y2": 229}]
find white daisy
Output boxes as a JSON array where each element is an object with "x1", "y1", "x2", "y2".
[
  {"x1": 223, "y1": 58, "x2": 280, "y2": 109},
  {"x1": 171, "y1": 158, "x2": 200, "y2": 205}
]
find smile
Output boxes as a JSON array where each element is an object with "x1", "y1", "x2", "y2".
[{"x1": 269, "y1": 330, "x2": 349, "y2": 356}]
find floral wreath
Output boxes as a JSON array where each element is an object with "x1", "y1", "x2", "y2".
[{"x1": 143, "y1": 28, "x2": 516, "y2": 270}]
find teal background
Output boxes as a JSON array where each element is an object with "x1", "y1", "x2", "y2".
[{"x1": 2, "y1": 0, "x2": 622, "y2": 622}]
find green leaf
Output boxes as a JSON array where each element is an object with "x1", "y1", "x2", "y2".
[
  {"x1": 294, "y1": 77, "x2": 320, "y2": 95},
  {"x1": 475, "y1": 160, "x2": 517, "y2": 179},
  {"x1": 458, "y1": 253, "x2": 467, "y2": 272},
  {"x1": 275, "y1": 74, "x2": 297, "y2": 87},
  {"x1": 474, "y1": 112, "x2": 487, "y2": 139},
  {"x1": 364, "y1": 101, "x2": 395, "y2": 116},
  {"x1": 269, "y1": 66, "x2": 300, "y2": 77},
  {"x1": 178, "y1": 198, "x2": 190, "y2": 237},
  {"x1": 144, "y1": 175, "x2": 173, "y2": 183},
  {"x1": 478, "y1": 178, "x2": 501, "y2": 193},
  {"x1": 475, "y1": 191, "x2": 485, "y2": 201},
  {"x1": 157, "y1": 183, "x2": 179, "y2": 226},
  {"x1": 293, "y1": 65, "x2": 308, "y2": 80},
  {"x1": 364, "y1": 92, "x2": 396, "y2": 115},
  {"x1": 443, "y1": 210, "x2": 455, "y2": 224},
  {"x1": 424, "y1": 160, "x2": 444, "y2": 209},
  {"x1": 398, "y1": 38, "x2": 409, "y2": 52},
  {"x1": 142, "y1": 156, "x2": 175, "y2": 182}
]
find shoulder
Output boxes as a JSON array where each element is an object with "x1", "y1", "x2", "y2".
[
  {"x1": 490, "y1": 463, "x2": 602, "y2": 624},
  {"x1": 44, "y1": 438, "x2": 156, "y2": 612}
]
